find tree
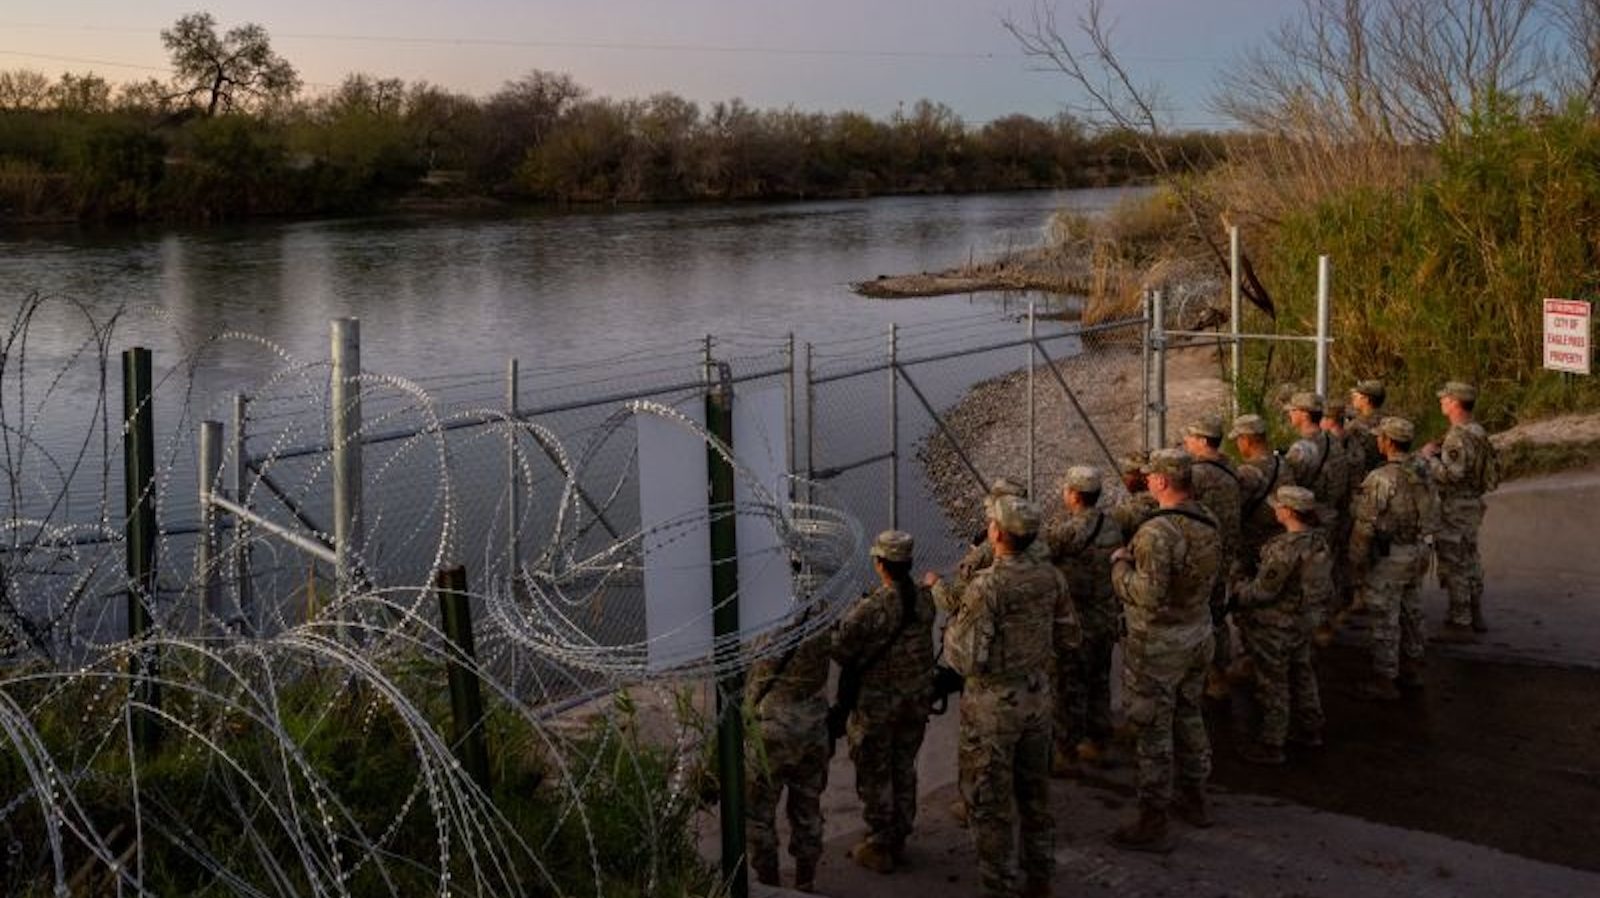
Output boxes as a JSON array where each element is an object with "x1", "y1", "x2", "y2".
[
  {"x1": 0, "y1": 69, "x2": 51, "y2": 111},
  {"x1": 48, "y1": 72, "x2": 112, "y2": 114},
  {"x1": 161, "y1": 12, "x2": 299, "y2": 116}
]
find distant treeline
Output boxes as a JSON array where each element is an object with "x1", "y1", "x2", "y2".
[{"x1": 0, "y1": 68, "x2": 1223, "y2": 223}]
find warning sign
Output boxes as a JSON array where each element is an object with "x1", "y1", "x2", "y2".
[{"x1": 1544, "y1": 298, "x2": 1591, "y2": 375}]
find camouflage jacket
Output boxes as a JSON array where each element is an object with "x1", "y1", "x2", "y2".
[
  {"x1": 1110, "y1": 491, "x2": 1159, "y2": 541},
  {"x1": 942, "y1": 553, "x2": 1078, "y2": 687},
  {"x1": 1234, "y1": 529, "x2": 1333, "y2": 630},
  {"x1": 1427, "y1": 421, "x2": 1496, "y2": 523},
  {"x1": 1350, "y1": 455, "x2": 1431, "y2": 565},
  {"x1": 1237, "y1": 452, "x2": 1293, "y2": 567},
  {"x1": 1346, "y1": 412, "x2": 1385, "y2": 475},
  {"x1": 1112, "y1": 499, "x2": 1220, "y2": 652},
  {"x1": 1190, "y1": 454, "x2": 1242, "y2": 560},
  {"x1": 832, "y1": 580, "x2": 935, "y2": 719},
  {"x1": 746, "y1": 620, "x2": 832, "y2": 742},
  {"x1": 1286, "y1": 429, "x2": 1351, "y2": 522},
  {"x1": 1044, "y1": 507, "x2": 1124, "y2": 639}
]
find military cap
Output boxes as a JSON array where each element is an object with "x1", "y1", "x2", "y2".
[
  {"x1": 1117, "y1": 451, "x2": 1148, "y2": 476},
  {"x1": 1353, "y1": 379, "x2": 1386, "y2": 402},
  {"x1": 1184, "y1": 414, "x2": 1225, "y2": 440},
  {"x1": 988, "y1": 476, "x2": 1027, "y2": 498},
  {"x1": 1376, "y1": 416, "x2": 1415, "y2": 443},
  {"x1": 1324, "y1": 396, "x2": 1348, "y2": 415},
  {"x1": 991, "y1": 495, "x2": 1041, "y2": 536},
  {"x1": 1437, "y1": 381, "x2": 1478, "y2": 402},
  {"x1": 1227, "y1": 414, "x2": 1267, "y2": 439},
  {"x1": 1284, "y1": 391, "x2": 1324, "y2": 413},
  {"x1": 870, "y1": 529, "x2": 914, "y2": 563},
  {"x1": 1142, "y1": 448, "x2": 1193, "y2": 479},
  {"x1": 1062, "y1": 465, "x2": 1102, "y2": 493},
  {"x1": 1268, "y1": 485, "x2": 1317, "y2": 512}
]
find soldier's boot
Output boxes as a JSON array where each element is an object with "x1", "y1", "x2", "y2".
[
  {"x1": 1050, "y1": 745, "x2": 1080, "y2": 779},
  {"x1": 794, "y1": 858, "x2": 818, "y2": 893},
  {"x1": 849, "y1": 840, "x2": 894, "y2": 874},
  {"x1": 1354, "y1": 674, "x2": 1401, "y2": 702},
  {"x1": 1470, "y1": 595, "x2": 1489, "y2": 633},
  {"x1": 1171, "y1": 780, "x2": 1214, "y2": 828},
  {"x1": 1435, "y1": 622, "x2": 1477, "y2": 644},
  {"x1": 1398, "y1": 658, "x2": 1426, "y2": 690},
  {"x1": 949, "y1": 798, "x2": 969, "y2": 828},
  {"x1": 1238, "y1": 740, "x2": 1286, "y2": 766},
  {"x1": 751, "y1": 854, "x2": 780, "y2": 887},
  {"x1": 1108, "y1": 803, "x2": 1174, "y2": 853},
  {"x1": 1021, "y1": 876, "x2": 1053, "y2": 898}
]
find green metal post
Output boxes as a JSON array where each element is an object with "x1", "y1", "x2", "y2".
[
  {"x1": 436, "y1": 565, "x2": 491, "y2": 791},
  {"x1": 122, "y1": 347, "x2": 161, "y2": 751},
  {"x1": 706, "y1": 363, "x2": 747, "y2": 898}
]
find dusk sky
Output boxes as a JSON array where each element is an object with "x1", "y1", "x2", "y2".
[{"x1": 2, "y1": 1, "x2": 1290, "y2": 128}]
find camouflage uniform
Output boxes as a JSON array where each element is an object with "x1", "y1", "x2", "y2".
[
  {"x1": 1233, "y1": 501, "x2": 1329, "y2": 748},
  {"x1": 745, "y1": 619, "x2": 832, "y2": 879},
  {"x1": 832, "y1": 577, "x2": 936, "y2": 856},
  {"x1": 1189, "y1": 451, "x2": 1242, "y2": 672},
  {"x1": 1111, "y1": 491, "x2": 1159, "y2": 540},
  {"x1": 1236, "y1": 451, "x2": 1293, "y2": 576},
  {"x1": 938, "y1": 497, "x2": 1077, "y2": 897},
  {"x1": 1426, "y1": 415, "x2": 1495, "y2": 629},
  {"x1": 1112, "y1": 495, "x2": 1220, "y2": 811},
  {"x1": 1045, "y1": 500, "x2": 1124, "y2": 754},
  {"x1": 1350, "y1": 439, "x2": 1430, "y2": 681}
]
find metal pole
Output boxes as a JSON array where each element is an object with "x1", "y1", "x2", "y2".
[
  {"x1": 330, "y1": 318, "x2": 364, "y2": 599},
  {"x1": 1152, "y1": 289, "x2": 1168, "y2": 449},
  {"x1": 1141, "y1": 290, "x2": 1151, "y2": 453},
  {"x1": 1027, "y1": 298, "x2": 1037, "y2": 498},
  {"x1": 1316, "y1": 255, "x2": 1331, "y2": 399},
  {"x1": 784, "y1": 333, "x2": 796, "y2": 503},
  {"x1": 436, "y1": 565, "x2": 491, "y2": 791},
  {"x1": 198, "y1": 420, "x2": 223, "y2": 635},
  {"x1": 888, "y1": 323, "x2": 899, "y2": 529},
  {"x1": 805, "y1": 342, "x2": 816, "y2": 506},
  {"x1": 705, "y1": 364, "x2": 747, "y2": 898},
  {"x1": 1230, "y1": 226, "x2": 1242, "y2": 414},
  {"x1": 121, "y1": 347, "x2": 160, "y2": 751},
  {"x1": 506, "y1": 358, "x2": 521, "y2": 580},
  {"x1": 231, "y1": 394, "x2": 254, "y2": 635}
]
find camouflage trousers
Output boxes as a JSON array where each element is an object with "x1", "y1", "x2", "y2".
[
  {"x1": 847, "y1": 707, "x2": 928, "y2": 851},
  {"x1": 1239, "y1": 621, "x2": 1324, "y2": 747},
  {"x1": 1356, "y1": 549, "x2": 1426, "y2": 679},
  {"x1": 1055, "y1": 629, "x2": 1116, "y2": 752},
  {"x1": 745, "y1": 725, "x2": 829, "y2": 870},
  {"x1": 1210, "y1": 577, "x2": 1234, "y2": 672},
  {"x1": 1330, "y1": 516, "x2": 1355, "y2": 612},
  {"x1": 1122, "y1": 632, "x2": 1214, "y2": 808},
  {"x1": 959, "y1": 672, "x2": 1053, "y2": 898},
  {"x1": 1436, "y1": 504, "x2": 1485, "y2": 627}
]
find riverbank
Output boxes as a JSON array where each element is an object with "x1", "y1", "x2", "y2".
[{"x1": 852, "y1": 246, "x2": 1092, "y2": 300}]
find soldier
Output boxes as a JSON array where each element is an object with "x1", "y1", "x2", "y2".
[
  {"x1": 1108, "y1": 449, "x2": 1221, "y2": 853},
  {"x1": 1422, "y1": 381, "x2": 1497, "y2": 639},
  {"x1": 1044, "y1": 465, "x2": 1124, "y2": 775},
  {"x1": 948, "y1": 477, "x2": 1048, "y2": 599},
  {"x1": 745, "y1": 609, "x2": 832, "y2": 890},
  {"x1": 927, "y1": 496, "x2": 1077, "y2": 898},
  {"x1": 1346, "y1": 380, "x2": 1388, "y2": 475},
  {"x1": 1322, "y1": 396, "x2": 1360, "y2": 614},
  {"x1": 1349, "y1": 417, "x2": 1431, "y2": 700},
  {"x1": 1182, "y1": 416, "x2": 1242, "y2": 699},
  {"x1": 831, "y1": 530, "x2": 936, "y2": 873},
  {"x1": 1230, "y1": 414, "x2": 1294, "y2": 578},
  {"x1": 1111, "y1": 451, "x2": 1157, "y2": 538},
  {"x1": 1231, "y1": 486, "x2": 1330, "y2": 764},
  {"x1": 1283, "y1": 392, "x2": 1352, "y2": 532}
]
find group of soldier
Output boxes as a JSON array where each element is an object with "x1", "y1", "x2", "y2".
[{"x1": 740, "y1": 378, "x2": 1498, "y2": 896}]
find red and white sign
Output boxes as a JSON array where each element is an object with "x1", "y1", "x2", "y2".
[{"x1": 1544, "y1": 298, "x2": 1591, "y2": 375}]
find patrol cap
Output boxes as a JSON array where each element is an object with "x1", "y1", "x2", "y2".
[
  {"x1": 1353, "y1": 379, "x2": 1386, "y2": 402},
  {"x1": 1062, "y1": 465, "x2": 1102, "y2": 493},
  {"x1": 1268, "y1": 485, "x2": 1317, "y2": 512},
  {"x1": 1376, "y1": 416, "x2": 1415, "y2": 443},
  {"x1": 987, "y1": 476, "x2": 1027, "y2": 499},
  {"x1": 1117, "y1": 451, "x2": 1148, "y2": 476},
  {"x1": 990, "y1": 495, "x2": 1041, "y2": 536},
  {"x1": 870, "y1": 529, "x2": 914, "y2": 563},
  {"x1": 1284, "y1": 391, "x2": 1324, "y2": 413},
  {"x1": 1437, "y1": 381, "x2": 1478, "y2": 402},
  {"x1": 1141, "y1": 448, "x2": 1192, "y2": 479},
  {"x1": 1227, "y1": 414, "x2": 1266, "y2": 439},
  {"x1": 1183, "y1": 414, "x2": 1224, "y2": 440}
]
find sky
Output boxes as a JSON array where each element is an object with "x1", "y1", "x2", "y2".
[{"x1": 0, "y1": 1, "x2": 1291, "y2": 129}]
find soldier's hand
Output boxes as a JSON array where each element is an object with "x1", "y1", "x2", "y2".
[
  {"x1": 1110, "y1": 547, "x2": 1130, "y2": 564},
  {"x1": 922, "y1": 571, "x2": 941, "y2": 588},
  {"x1": 1421, "y1": 441, "x2": 1441, "y2": 458}
]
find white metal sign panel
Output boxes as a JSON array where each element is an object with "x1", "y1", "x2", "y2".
[{"x1": 1544, "y1": 298, "x2": 1591, "y2": 375}]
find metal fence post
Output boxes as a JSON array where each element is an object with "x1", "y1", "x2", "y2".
[
  {"x1": 506, "y1": 357, "x2": 521, "y2": 580},
  {"x1": 1316, "y1": 255, "x2": 1332, "y2": 399},
  {"x1": 197, "y1": 419, "x2": 223, "y2": 634},
  {"x1": 805, "y1": 342, "x2": 816, "y2": 505},
  {"x1": 785, "y1": 332, "x2": 796, "y2": 502},
  {"x1": 330, "y1": 318, "x2": 364, "y2": 599},
  {"x1": 435, "y1": 565, "x2": 491, "y2": 791},
  {"x1": 705, "y1": 363, "x2": 747, "y2": 898},
  {"x1": 1230, "y1": 225, "x2": 1242, "y2": 414},
  {"x1": 1151, "y1": 289, "x2": 1168, "y2": 449},
  {"x1": 1141, "y1": 290, "x2": 1152, "y2": 453},
  {"x1": 231, "y1": 394, "x2": 254, "y2": 635},
  {"x1": 121, "y1": 346, "x2": 160, "y2": 751},
  {"x1": 889, "y1": 324, "x2": 899, "y2": 529},
  {"x1": 1027, "y1": 298, "x2": 1036, "y2": 498}
]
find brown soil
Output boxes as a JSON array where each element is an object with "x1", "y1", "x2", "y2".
[{"x1": 852, "y1": 248, "x2": 1091, "y2": 299}]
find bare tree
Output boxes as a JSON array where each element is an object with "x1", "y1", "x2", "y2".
[
  {"x1": 0, "y1": 69, "x2": 51, "y2": 111},
  {"x1": 161, "y1": 12, "x2": 300, "y2": 116}
]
